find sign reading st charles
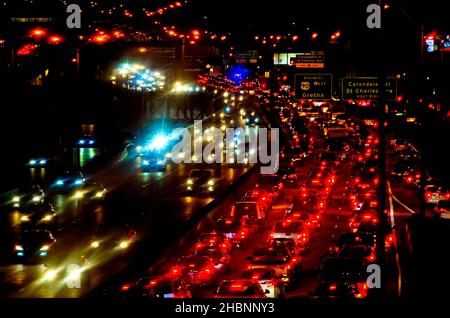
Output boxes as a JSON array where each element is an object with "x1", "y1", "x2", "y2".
[
  {"x1": 342, "y1": 78, "x2": 397, "y2": 101},
  {"x1": 295, "y1": 74, "x2": 332, "y2": 100}
]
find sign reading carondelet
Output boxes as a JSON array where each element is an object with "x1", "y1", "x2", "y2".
[{"x1": 342, "y1": 78, "x2": 397, "y2": 101}]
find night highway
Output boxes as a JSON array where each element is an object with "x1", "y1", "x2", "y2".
[{"x1": 1, "y1": 0, "x2": 450, "y2": 314}]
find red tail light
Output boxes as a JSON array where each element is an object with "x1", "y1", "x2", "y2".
[
  {"x1": 355, "y1": 283, "x2": 368, "y2": 298},
  {"x1": 329, "y1": 284, "x2": 337, "y2": 291},
  {"x1": 121, "y1": 285, "x2": 130, "y2": 292}
]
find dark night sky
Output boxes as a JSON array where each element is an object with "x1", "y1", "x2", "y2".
[{"x1": 1, "y1": 0, "x2": 449, "y2": 33}]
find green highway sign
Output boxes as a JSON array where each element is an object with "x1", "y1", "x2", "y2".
[
  {"x1": 295, "y1": 74, "x2": 332, "y2": 100},
  {"x1": 342, "y1": 78, "x2": 397, "y2": 101}
]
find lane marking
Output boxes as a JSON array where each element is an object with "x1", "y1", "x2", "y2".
[
  {"x1": 387, "y1": 181, "x2": 417, "y2": 215},
  {"x1": 387, "y1": 180, "x2": 402, "y2": 297}
]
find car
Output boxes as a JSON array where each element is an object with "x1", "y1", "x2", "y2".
[
  {"x1": 230, "y1": 202, "x2": 266, "y2": 231},
  {"x1": 215, "y1": 280, "x2": 268, "y2": 298},
  {"x1": 402, "y1": 169, "x2": 422, "y2": 188},
  {"x1": 349, "y1": 210, "x2": 378, "y2": 233},
  {"x1": 312, "y1": 281, "x2": 368, "y2": 299},
  {"x1": 186, "y1": 169, "x2": 216, "y2": 193},
  {"x1": 277, "y1": 165, "x2": 298, "y2": 187},
  {"x1": 74, "y1": 182, "x2": 107, "y2": 203},
  {"x1": 356, "y1": 219, "x2": 378, "y2": 238},
  {"x1": 353, "y1": 171, "x2": 379, "y2": 187},
  {"x1": 318, "y1": 152, "x2": 341, "y2": 168},
  {"x1": 328, "y1": 232, "x2": 375, "y2": 257},
  {"x1": 318, "y1": 257, "x2": 369, "y2": 299},
  {"x1": 336, "y1": 244, "x2": 377, "y2": 264},
  {"x1": 14, "y1": 230, "x2": 56, "y2": 262},
  {"x1": 141, "y1": 151, "x2": 167, "y2": 172},
  {"x1": 433, "y1": 200, "x2": 450, "y2": 219},
  {"x1": 170, "y1": 255, "x2": 218, "y2": 288},
  {"x1": 281, "y1": 146, "x2": 307, "y2": 166},
  {"x1": 88, "y1": 224, "x2": 137, "y2": 253},
  {"x1": 26, "y1": 158, "x2": 50, "y2": 168},
  {"x1": 285, "y1": 208, "x2": 321, "y2": 232},
  {"x1": 350, "y1": 193, "x2": 378, "y2": 212},
  {"x1": 290, "y1": 194, "x2": 325, "y2": 213},
  {"x1": 120, "y1": 276, "x2": 192, "y2": 299},
  {"x1": 242, "y1": 190, "x2": 272, "y2": 212},
  {"x1": 390, "y1": 162, "x2": 417, "y2": 181},
  {"x1": 247, "y1": 245, "x2": 300, "y2": 287},
  {"x1": 52, "y1": 171, "x2": 86, "y2": 192},
  {"x1": 267, "y1": 237, "x2": 307, "y2": 256},
  {"x1": 425, "y1": 183, "x2": 450, "y2": 205},
  {"x1": 304, "y1": 175, "x2": 332, "y2": 199},
  {"x1": 398, "y1": 147, "x2": 419, "y2": 162},
  {"x1": 243, "y1": 111, "x2": 260, "y2": 126},
  {"x1": 194, "y1": 245, "x2": 231, "y2": 273},
  {"x1": 10, "y1": 185, "x2": 46, "y2": 210},
  {"x1": 215, "y1": 217, "x2": 248, "y2": 248},
  {"x1": 271, "y1": 219, "x2": 309, "y2": 243},
  {"x1": 348, "y1": 182, "x2": 377, "y2": 196},
  {"x1": 195, "y1": 232, "x2": 233, "y2": 255},
  {"x1": 255, "y1": 174, "x2": 284, "y2": 200},
  {"x1": 17, "y1": 202, "x2": 57, "y2": 228},
  {"x1": 390, "y1": 139, "x2": 409, "y2": 153},
  {"x1": 238, "y1": 268, "x2": 285, "y2": 298},
  {"x1": 309, "y1": 167, "x2": 336, "y2": 186}
]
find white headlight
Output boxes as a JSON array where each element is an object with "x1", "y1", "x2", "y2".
[
  {"x1": 12, "y1": 196, "x2": 20, "y2": 203},
  {"x1": 119, "y1": 241, "x2": 129, "y2": 249},
  {"x1": 91, "y1": 241, "x2": 100, "y2": 248},
  {"x1": 43, "y1": 270, "x2": 58, "y2": 281},
  {"x1": 75, "y1": 191, "x2": 84, "y2": 199}
]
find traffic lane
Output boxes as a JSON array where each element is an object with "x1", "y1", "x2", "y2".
[
  {"x1": 190, "y1": 160, "x2": 351, "y2": 298},
  {"x1": 117, "y1": 157, "x2": 347, "y2": 298},
  {"x1": 94, "y1": 165, "x2": 272, "y2": 296},
  {"x1": 3, "y1": 165, "x2": 252, "y2": 297}
]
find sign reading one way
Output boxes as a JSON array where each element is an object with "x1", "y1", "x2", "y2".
[
  {"x1": 342, "y1": 78, "x2": 397, "y2": 101},
  {"x1": 295, "y1": 74, "x2": 332, "y2": 100}
]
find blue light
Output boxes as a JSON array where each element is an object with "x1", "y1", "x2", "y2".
[
  {"x1": 149, "y1": 135, "x2": 169, "y2": 150},
  {"x1": 245, "y1": 118, "x2": 250, "y2": 123},
  {"x1": 39, "y1": 251, "x2": 48, "y2": 257},
  {"x1": 255, "y1": 117, "x2": 259, "y2": 123},
  {"x1": 74, "y1": 179, "x2": 83, "y2": 185},
  {"x1": 89, "y1": 140, "x2": 95, "y2": 145},
  {"x1": 78, "y1": 140, "x2": 86, "y2": 145},
  {"x1": 17, "y1": 252, "x2": 24, "y2": 257},
  {"x1": 39, "y1": 160, "x2": 47, "y2": 165},
  {"x1": 157, "y1": 160, "x2": 165, "y2": 165},
  {"x1": 225, "y1": 107, "x2": 231, "y2": 113},
  {"x1": 143, "y1": 160, "x2": 150, "y2": 166},
  {"x1": 56, "y1": 180, "x2": 64, "y2": 186}
]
